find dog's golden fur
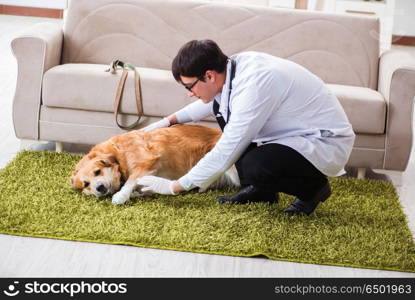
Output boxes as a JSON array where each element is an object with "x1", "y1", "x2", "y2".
[{"x1": 71, "y1": 124, "x2": 239, "y2": 204}]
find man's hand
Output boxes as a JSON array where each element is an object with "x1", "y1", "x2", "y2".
[
  {"x1": 140, "y1": 118, "x2": 170, "y2": 132},
  {"x1": 137, "y1": 175, "x2": 184, "y2": 195}
]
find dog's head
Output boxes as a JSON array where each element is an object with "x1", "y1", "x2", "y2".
[{"x1": 70, "y1": 152, "x2": 122, "y2": 197}]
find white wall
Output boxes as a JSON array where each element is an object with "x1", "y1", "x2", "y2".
[
  {"x1": 393, "y1": 0, "x2": 415, "y2": 36},
  {"x1": 0, "y1": 0, "x2": 67, "y2": 9}
]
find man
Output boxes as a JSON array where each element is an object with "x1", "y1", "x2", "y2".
[{"x1": 137, "y1": 40, "x2": 355, "y2": 215}]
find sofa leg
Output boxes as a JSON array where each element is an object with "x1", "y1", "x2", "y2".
[
  {"x1": 357, "y1": 168, "x2": 366, "y2": 179},
  {"x1": 19, "y1": 139, "x2": 38, "y2": 150},
  {"x1": 55, "y1": 142, "x2": 63, "y2": 152}
]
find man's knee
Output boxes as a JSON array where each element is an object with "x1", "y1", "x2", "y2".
[{"x1": 237, "y1": 147, "x2": 278, "y2": 185}]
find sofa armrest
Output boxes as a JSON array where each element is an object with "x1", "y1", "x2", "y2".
[
  {"x1": 11, "y1": 22, "x2": 63, "y2": 140},
  {"x1": 378, "y1": 49, "x2": 415, "y2": 171}
]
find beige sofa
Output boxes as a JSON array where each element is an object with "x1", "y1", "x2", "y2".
[{"x1": 11, "y1": 0, "x2": 415, "y2": 175}]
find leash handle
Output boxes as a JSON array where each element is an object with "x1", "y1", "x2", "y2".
[{"x1": 106, "y1": 60, "x2": 143, "y2": 130}]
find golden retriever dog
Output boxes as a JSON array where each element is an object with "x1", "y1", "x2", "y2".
[{"x1": 71, "y1": 124, "x2": 240, "y2": 205}]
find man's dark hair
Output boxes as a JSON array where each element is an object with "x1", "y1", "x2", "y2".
[{"x1": 172, "y1": 40, "x2": 228, "y2": 83}]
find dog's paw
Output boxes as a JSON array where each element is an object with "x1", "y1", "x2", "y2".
[{"x1": 112, "y1": 192, "x2": 129, "y2": 205}]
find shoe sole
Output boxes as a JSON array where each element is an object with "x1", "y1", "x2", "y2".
[
  {"x1": 217, "y1": 195, "x2": 278, "y2": 205},
  {"x1": 284, "y1": 183, "x2": 331, "y2": 215}
]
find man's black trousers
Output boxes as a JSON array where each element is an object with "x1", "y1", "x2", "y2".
[{"x1": 235, "y1": 143, "x2": 328, "y2": 201}]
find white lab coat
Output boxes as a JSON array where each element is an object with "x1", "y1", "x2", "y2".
[{"x1": 175, "y1": 51, "x2": 355, "y2": 190}]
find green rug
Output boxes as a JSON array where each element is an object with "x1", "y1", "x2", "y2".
[{"x1": 1, "y1": 151, "x2": 414, "y2": 273}]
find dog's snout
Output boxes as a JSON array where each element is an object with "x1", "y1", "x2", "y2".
[{"x1": 96, "y1": 184, "x2": 108, "y2": 195}]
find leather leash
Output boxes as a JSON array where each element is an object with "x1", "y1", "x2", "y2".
[{"x1": 105, "y1": 60, "x2": 143, "y2": 130}]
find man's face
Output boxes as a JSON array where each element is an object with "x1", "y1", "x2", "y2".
[{"x1": 180, "y1": 72, "x2": 219, "y2": 103}]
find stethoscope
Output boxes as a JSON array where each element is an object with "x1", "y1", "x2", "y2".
[{"x1": 213, "y1": 58, "x2": 236, "y2": 131}]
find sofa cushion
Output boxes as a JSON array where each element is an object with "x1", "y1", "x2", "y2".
[
  {"x1": 327, "y1": 84, "x2": 386, "y2": 134},
  {"x1": 42, "y1": 64, "x2": 386, "y2": 135},
  {"x1": 42, "y1": 63, "x2": 191, "y2": 118},
  {"x1": 62, "y1": 0, "x2": 380, "y2": 89}
]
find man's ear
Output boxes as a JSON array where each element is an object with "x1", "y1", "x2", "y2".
[{"x1": 205, "y1": 70, "x2": 214, "y2": 82}]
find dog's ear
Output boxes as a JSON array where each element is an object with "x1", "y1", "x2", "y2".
[
  {"x1": 87, "y1": 152, "x2": 97, "y2": 160},
  {"x1": 98, "y1": 159, "x2": 111, "y2": 167},
  {"x1": 73, "y1": 151, "x2": 96, "y2": 171},
  {"x1": 98, "y1": 155, "x2": 118, "y2": 167}
]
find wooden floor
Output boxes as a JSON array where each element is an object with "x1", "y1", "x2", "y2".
[{"x1": 0, "y1": 15, "x2": 414, "y2": 277}]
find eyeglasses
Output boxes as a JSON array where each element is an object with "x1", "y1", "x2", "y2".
[{"x1": 183, "y1": 77, "x2": 202, "y2": 92}]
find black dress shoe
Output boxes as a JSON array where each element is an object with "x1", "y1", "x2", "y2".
[
  {"x1": 283, "y1": 182, "x2": 331, "y2": 215},
  {"x1": 217, "y1": 185, "x2": 278, "y2": 204}
]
